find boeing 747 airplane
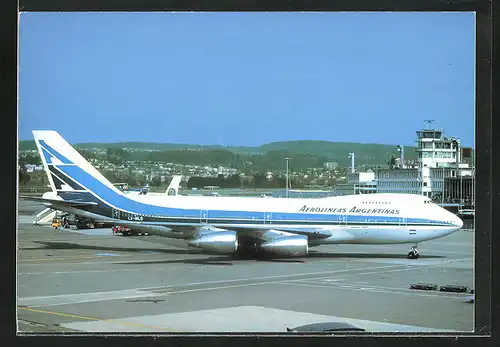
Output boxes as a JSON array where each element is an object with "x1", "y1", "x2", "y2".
[{"x1": 21, "y1": 130, "x2": 463, "y2": 260}]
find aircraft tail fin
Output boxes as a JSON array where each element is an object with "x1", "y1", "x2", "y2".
[
  {"x1": 32, "y1": 130, "x2": 121, "y2": 195},
  {"x1": 166, "y1": 175, "x2": 182, "y2": 196}
]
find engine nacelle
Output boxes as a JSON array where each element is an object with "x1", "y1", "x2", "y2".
[
  {"x1": 259, "y1": 235, "x2": 309, "y2": 257},
  {"x1": 187, "y1": 231, "x2": 238, "y2": 254}
]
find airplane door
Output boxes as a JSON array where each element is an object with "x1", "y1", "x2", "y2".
[
  {"x1": 339, "y1": 214, "x2": 347, "y2": 227},
  {"x1": 400, "y1": 215, "x2": 416, "y2": 239},
  {"x1": 112, "y1": 208, "x2": 120, "y2": 220},
  {"x1": 264, "y1": 212, "x2": 272, "y2": 225},
  {"x1": 200, "y1": 210, "x2": 208, "y2": 224}
]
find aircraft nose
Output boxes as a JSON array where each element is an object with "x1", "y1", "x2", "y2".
[{"x1": 442, "y1": 207, "x2": 463, "y2": 229}]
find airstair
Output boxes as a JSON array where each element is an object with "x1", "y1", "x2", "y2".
[{"x1": 33, "y1": 208, "x2": 57, "y2": 225}]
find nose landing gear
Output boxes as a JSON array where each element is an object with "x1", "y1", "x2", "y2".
[{"x1": 407, "y1": 245, "x2": 419, "y2": 259}]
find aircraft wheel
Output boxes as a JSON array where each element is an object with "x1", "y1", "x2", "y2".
[{"x1": 407, "y1": 250, "x2": 419, "y2": 259}]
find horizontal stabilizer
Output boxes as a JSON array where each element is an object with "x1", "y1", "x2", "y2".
[{"x1": 19, "y1": 196, "x2": 98, "y2": 207}]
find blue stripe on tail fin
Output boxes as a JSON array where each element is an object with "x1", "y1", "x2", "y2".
[{"x1": 39, "y1": 140, "x2": 73, "y2": 164}]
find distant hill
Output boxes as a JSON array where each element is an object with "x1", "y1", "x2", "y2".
[
  {"x1": 19, "y1": 140, "x2": 261, "y2": 154},
  {"x1": 18, "y1": 139, "x2": 416, "y2": 168},
  {"x1": 260, "y1": 140, "x2": 417, "y2": 166},
  {"x1": 18, "y1": 140, "x2": 37, "y2": 151}
]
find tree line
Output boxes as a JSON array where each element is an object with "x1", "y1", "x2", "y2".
[{"x1": 19, "y1": 143, "x2": 405, "y2": 171}]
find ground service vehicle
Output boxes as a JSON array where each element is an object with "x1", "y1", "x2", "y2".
[
  {"x1": 112, "y1": 226, "x2": 148, "y2": 236},
  {"x1": 51, "y1": 217, "x2": 62, "y2": 229}
]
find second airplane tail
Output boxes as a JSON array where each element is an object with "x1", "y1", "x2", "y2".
[{"x1": 166, "y1": 175, "x2": 182, "y2": 196}]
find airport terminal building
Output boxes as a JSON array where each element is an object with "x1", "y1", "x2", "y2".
[
  {"x1": 376, "y1": 128, "x2": 474, "y2": 202},
  {"x1": 334, "y1": 172, "x2": 377, "y2": 196}
]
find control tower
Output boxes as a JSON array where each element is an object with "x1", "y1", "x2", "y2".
[
  {"x1": 377, "y1": 120, "x2": 472, "y2": 200},
  {"x1": 415, "y1": 121, "x2": 460, "y2": 168}
]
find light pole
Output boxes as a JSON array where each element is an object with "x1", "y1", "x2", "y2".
[
  {"x1": 285, "y1": 157, "x2": 291, "y2": 198},
  {"x1": 397, "y1": 145, "x2": 405, "y2": 168},
  {"x1": 441, "y1": 166, "x2": 445, "y2": 205},
  {"x1": 348, "y1": 153, "x2": 355, "y2": 173}
]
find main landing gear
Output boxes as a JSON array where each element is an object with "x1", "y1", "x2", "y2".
[{"x1": 407, "y1": 245, "x2": 419, "y2": 259}]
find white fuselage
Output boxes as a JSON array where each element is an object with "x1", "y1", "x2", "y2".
[
  {"x1": 31, "y1": 129, "x2": 463, "y2": 248},
  {"x1": 117, "y1": 192, "x2": 463, "y2": 245}
]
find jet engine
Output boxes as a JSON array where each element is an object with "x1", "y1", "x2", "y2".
[
  {"x1": 259, "y1": 235, "x2": 309, "y2": 257},
  {"x1": 187, "y1": 231, "x2": 238, "y2": 254}
]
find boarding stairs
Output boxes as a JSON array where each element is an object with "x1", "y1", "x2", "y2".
[{"x1": 32, "y1": 208, "x2": 57, "y2": 225}]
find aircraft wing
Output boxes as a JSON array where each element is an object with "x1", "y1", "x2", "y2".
[
  {"x1": 225, "y1": 225, "x2": 332, "y2": 240},
  {"x1": 19, "y1": 196, "x2": 329, "y2": 240},
  {"x1": 92, "y1": 219, "x2": 332, "y2": 241}
]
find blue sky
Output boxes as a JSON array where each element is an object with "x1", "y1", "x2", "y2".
[{"x1": 19, "y1": 12, "x2": 475, "y2": 147}]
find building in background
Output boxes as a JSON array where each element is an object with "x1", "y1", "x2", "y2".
[
  {"x1": 376, "y1": 124, "x2": 474, "y2": 204},
  {"x1": 334, "y1": 171, "x2": 377, "y2": 196},
  {"x1": 376, "y1": 168, "x2": 420, "y2": 194},
  {"x1": 443, "y1": 175, "x2": 475, "y2": 206},
  {"x1": 460, "y1": 147, "x2": 474, "y2": 167},
  {"x1": 416, "y1": 128, "x2": 460, "y2": 168},
  {"x1": 324, "y1": 162, "x2": 338, "y2": 170}
]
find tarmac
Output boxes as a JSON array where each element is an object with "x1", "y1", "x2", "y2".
[{"x1": 17, "y1": 200, "x2": 474, "y2": 334}]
